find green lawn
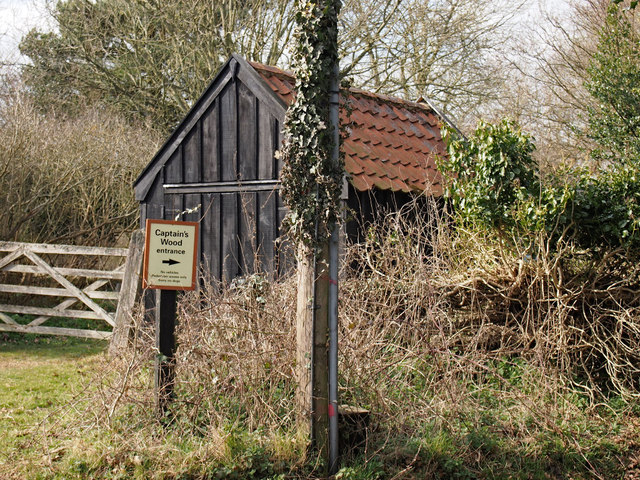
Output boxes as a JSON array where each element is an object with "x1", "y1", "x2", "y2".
[{"x1": 0, "y1": 336, "x2": 107, "y2": 479}]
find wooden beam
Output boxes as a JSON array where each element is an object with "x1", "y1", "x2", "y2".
[
  {"x1": 2, "y1": 264, "x2": 124, "y2": 280},
  {"x1": 0, "y1": 312, "x2": 18, "y2": 325},
  {"x1": 23, "y1": 250, "x2": 115, "y2": 326},
  {"x1": 296, "y1": 244, "x2": 314, "y2": 435},
  {"x1": 109, "y1": 230, "x2": 145, "y2": 356},
  {"x1": 0, "y1": 304, "x2": 108, "y2": 320},
  {"x1": 0, "y1": 284, "x2": 118, "y2": 300},
  {"x1": 29, "y1": 277, "x2": 116, "y2": 326},
  {"x1": 0, "y1": 247, "x2": 25, "y2": 270},
  {"x1": 0, "y1": 242, "x2": 127, "y2": 256},
  {"x1": 0, "y1": 323, "x2": 111, "y2": 340},
  {"x1": 164, "y1": 179, "x2": 280, "y2": 195}
]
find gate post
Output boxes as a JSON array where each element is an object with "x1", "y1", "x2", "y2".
[{"x1": 109, "y1": 230, "x2": 145, "y2": 356}]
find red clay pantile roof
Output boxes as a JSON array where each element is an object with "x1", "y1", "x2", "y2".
[{"x1": 251, "y1": 62, "x2": 445, "y2": 195}]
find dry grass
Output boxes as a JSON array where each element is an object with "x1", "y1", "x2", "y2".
[{"x1": 12, "y1": 197, "x2": 640, "y2": 478}]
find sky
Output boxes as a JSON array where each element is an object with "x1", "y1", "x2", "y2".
[
  {"x1": 0, "y1": 0, "x2": 50, "y2": 62},
  {"x1": 0, "y1": 0, "x2": 573, "y2": 65}
]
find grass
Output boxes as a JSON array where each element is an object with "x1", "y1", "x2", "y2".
[
  {"x1": 0, "y1": 332, "x2": 638, "y2": 479},
  {"x1": 0, "y1": 335, "x2": 107, "y2": 479}
]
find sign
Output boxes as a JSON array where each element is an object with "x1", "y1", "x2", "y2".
[{"x1": 143, "y1": 219, "x2": 199, "y2": 290}]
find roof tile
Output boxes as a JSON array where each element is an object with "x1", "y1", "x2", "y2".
[{"x1": 251, "y1": 62, "x2": 446, "y2": 195}]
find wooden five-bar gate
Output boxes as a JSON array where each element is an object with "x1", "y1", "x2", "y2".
[{"x1": 0, "y1": 235, "x2": 143, "y2": 341}]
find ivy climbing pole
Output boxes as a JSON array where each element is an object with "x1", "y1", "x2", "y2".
[{"x1": 278, "y1": 0, "x2": 343, "y2": 472}]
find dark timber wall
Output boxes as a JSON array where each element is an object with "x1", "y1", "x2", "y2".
[{"x1": 136, "y1": 56, "x2": 292, "y2": 282}]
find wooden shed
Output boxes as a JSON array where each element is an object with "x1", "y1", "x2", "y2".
[{"x1": 134, "y1": 54, "x2": 448, "y2": 282}]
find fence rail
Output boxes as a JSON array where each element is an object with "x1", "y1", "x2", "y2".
[{"x1": 0, "y1": 237, "x2": 142, "y2": 341}]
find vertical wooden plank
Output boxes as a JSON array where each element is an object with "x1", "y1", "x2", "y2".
[
  {"x1": 239, "y1": 191, "x2": 257, "y2": 275},
  {"x1": 146, "y1": 173, "x2": 166, "y2": 221},
  {"x1": 220, "y1": 83, "x2": 238, "y2": 182},
  {"x1": 258, "y1": 108, "x2": 274, "y2": 180},
  {"x1": 166, "y1": 193, "x2": 183, "y2": 222},
  {"x1": 238, "y1": 82, "x2": 257, "y2": 181},
  {"x1": 276, "y1": 190, "x2": 293, "y2": 276},
  {"x1": 200, "y1": 194, "x2": 213, "y2": 281},
  {"x1": 257, "y1": 190, "x2": 277, "y2": 274},
  {"x1": 186, "y1": 193, "x2": 202, "y2": 279},
  {"x1": 221, "y1": 193, "x2": 239, "y2": 282},
  {"x1": 140, "y1": 204, "x2": 147, "y2": 229},
  {"x1": 184, "y1": 125, "x2": 201, "y2": 183},
  {"x1": 274, "y1": 118, "x2": 284, "y2": 179},
  {"x1": 210, "y1": 193, "x2": 222, "y2": 281},
  {"x1": 165, "y1": 148, "x2": 183, "y2": 184},
  {"x1": 143, "y1": 169, "x2": 163, "y2": 319},
  {"x1": 202, "y1": 100, "x2": 220, "y2": 182},
  {"x1": 182, "y1": 193, "x2": 201, "y2": 222}
]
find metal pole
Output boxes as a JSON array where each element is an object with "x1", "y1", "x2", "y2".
[
  {"x1": 328, "y1": 226, "x2": 339, "y2": 473},
  {"x1": 328, "y1": 59, "x2": 340, "y2": 475}
]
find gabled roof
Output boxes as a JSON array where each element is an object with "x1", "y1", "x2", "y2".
[
  {"x1": 134, "y1": 54, "x2": 447, "y2": 201},
  {"x1": 252, "y1": 62, "x2": 445, "y2": 195}
]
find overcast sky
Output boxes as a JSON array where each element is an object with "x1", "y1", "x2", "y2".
[
  {"x1": 0, "y1": 0, "x2": 51, "y2": 62},
  {"x1": 0, "y1": 0, "x2": 573, "y2": 65}
]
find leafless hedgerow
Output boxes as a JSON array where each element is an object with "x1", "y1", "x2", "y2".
[
  {"x1": 110, "y1": 196, "x2": 640, "y2": 438},
  {"x1": 174, "y1": 273, "x2": 299, "y2": 434},
  {"x1": 43, "y1": 195, "x2": 640, "y2": 476},
  {"x1": 337, "y1": 195, "x2": 640, "y2": 443},
  {"x1": 0, "y1": 79, "x2": 160, "y2": 247}
]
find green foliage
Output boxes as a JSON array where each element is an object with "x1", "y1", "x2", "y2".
[
  {"x1": 441, "y1": 119, "x2": 539, "y2": 232},
  {"x1": 441, "y1": 119, "x2": 640, "y2": 249},
  {"x1": 335, "y1": 460, "x2": 385, "y2": 479},
  {"x1": 441, "y1": 5, "x2": 640, "y2": 250},
  {"x1": 279, "y1": 0, "x2": 344, "y2": 246},
  {"x1": 569, "y1": 163, "x2": 640, "y2": 247},
  {"x1": 585, "y1": 5, "x2": 640, "y2": 165}
]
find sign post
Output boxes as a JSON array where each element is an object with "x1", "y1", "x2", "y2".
[{"x1": 143, "y1": 219, "x2": 199, "y2": 416}]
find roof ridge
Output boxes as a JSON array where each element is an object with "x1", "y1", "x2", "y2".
[
  {"x1": 347, "y1": 88, "x2": 430, "y2": 112},
  {"x1": 249, "y1": 61, "x2": 295, "y2": 81},
  {"x1": 249, "y1": 60, "x2": 435, "y2": 114}
]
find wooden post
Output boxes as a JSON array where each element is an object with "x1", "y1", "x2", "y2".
[
  {"x1": 109, "y1": 230, "x2": 145, "y2": 356},
  {"x1": 155, "y1": 289, "x2": 178, "y2": 417},
  {"x1": 295, "y1": 244, "x2": 314, "y2": 433},
  {"x1": 296, "y1": 241, "x2": 330, "y2": 468}
]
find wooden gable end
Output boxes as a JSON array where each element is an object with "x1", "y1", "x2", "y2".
[
  {"x1": 160, "y1": 80, "x2": 285, "y2": 187},
  {"x1": 135, "y1": 55, "x2": 291, "y2": 281},
  {"x1": 135, "y1": 54, "x2": 287, "y2": 202}
]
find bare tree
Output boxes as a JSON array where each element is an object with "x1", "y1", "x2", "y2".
[
  {"x1": 340, "y1": 0, "x2": 523, "y2": 128},
  {"x1": 17, "y1": 0, "x2": 522, "y2": 132},
  {"x1": 502, "y1": 0, "x2": 613, "y2": 165}
]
